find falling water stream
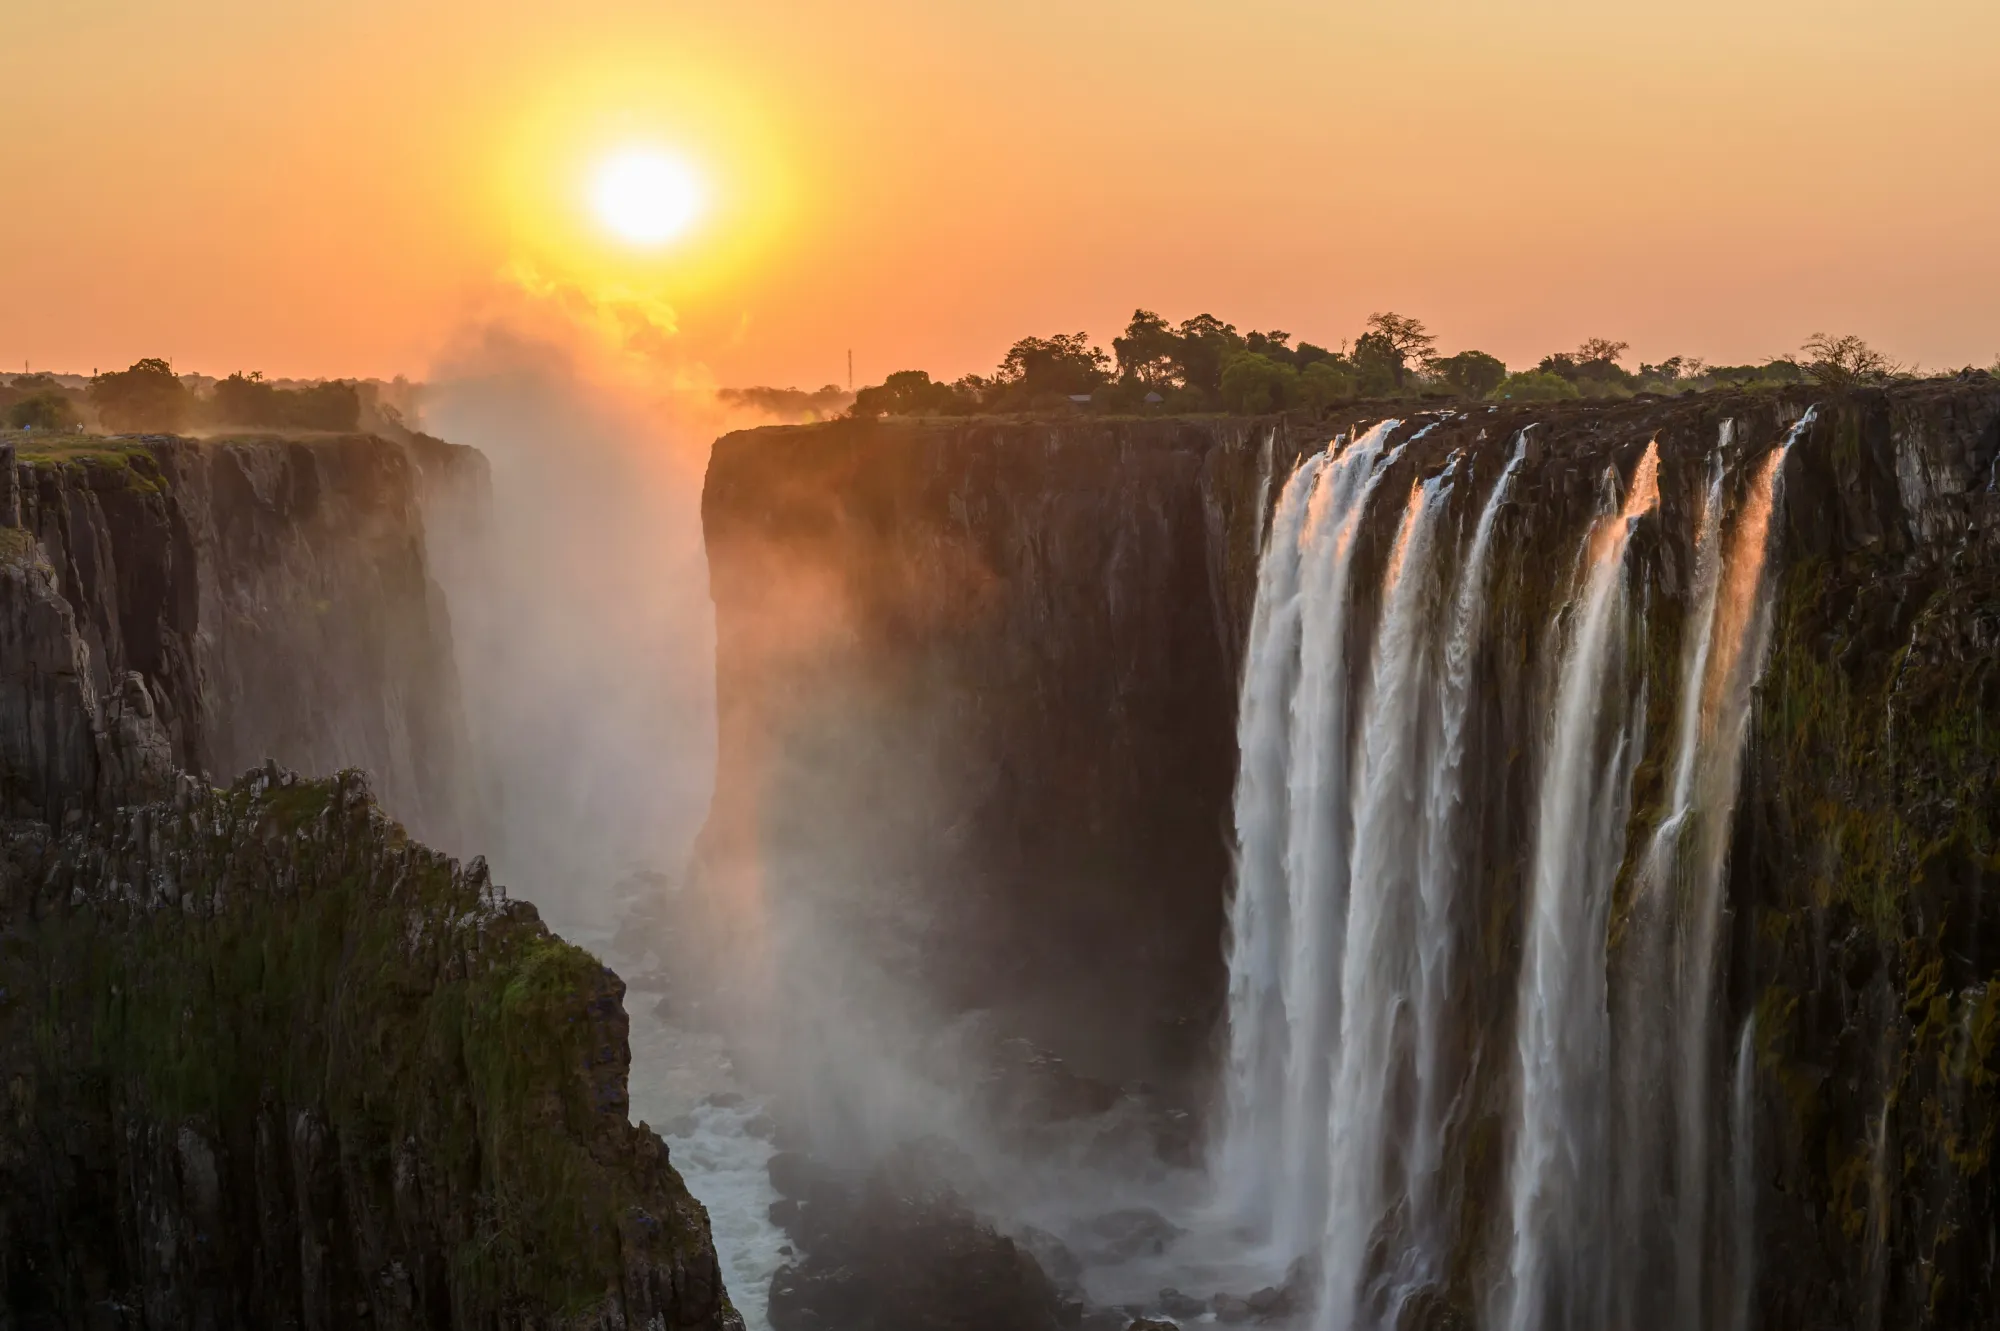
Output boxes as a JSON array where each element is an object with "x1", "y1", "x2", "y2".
[{"x1": 1215, "y1": 411, "x2": 1811, "y2": 1331}]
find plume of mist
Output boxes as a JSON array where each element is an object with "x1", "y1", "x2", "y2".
[{"x1": 416, "y1": 287, "x2": 733, "y2": 931}]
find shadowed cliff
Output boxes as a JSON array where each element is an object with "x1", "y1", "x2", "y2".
[
  {"x1": 698, "y1": 378, "x2": 2000, "y2": 1327},
  {"x1": 0, "y1": 428, "x2": 737, "y2": 1331}
]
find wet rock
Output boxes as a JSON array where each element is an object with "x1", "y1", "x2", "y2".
[
  {"x1": 1076, "y1": 1208, "x2": 1184, "y2": 1263},
  {"x1": 767, "y1": 1174, "x2": 1062, "y2": 1331},
  {"x1": 1157, "y1": 1288, "x2": 1207, "y2": 1318},
  {"x1": 1128, "y1": 1320, "x2": 1179, "y2": 1331},
  {"x1": 1016, "y1": 1223, "x2": 1085, "y2": 1288},
  {"x1": 1212, "y1": 1294, "x2": 1253, "y2": 1324}
]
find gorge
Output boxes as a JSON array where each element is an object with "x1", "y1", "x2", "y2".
[
  {"x1": 698, "y1": 379, "x2": 1999, "y2": 1330},
  {"x1": 0, "y1": 374, "x2": 1995, "y2": 1330}
]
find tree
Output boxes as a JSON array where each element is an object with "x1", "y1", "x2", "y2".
[
  {"x1": 1639, "y1": 356, "x2": 1704, "y2": 383},
  {"x1": 7, "y1": 391, "x2": 77, "y2": 431},
  {"x1": 1428, "y1": 350, "x2": 1508, "y2": 399},
  {"x1": 1575, "y1": 337, "x2": 1630, "y2": 366},
  {"x1": 1362, "y1": 313, "x2": 1436, "y2": 387},
  {"x1": 1172, "y1": 314, "x2": 1244, "y2": 395},
  {"x1": 1801, "y1": 333, "x2": 1893, "y2": 389},
  {"x1": 1352, "y1": 331, "x2": 1406, "y2": 396},
  {"x1": 995, "y1": 333, "x2": 1112, "y2": 402},
  {"x1": 1113, "y1": 310, "x2": 1181, "y2": 388},
  {"x1": 89, "y1": 358, "x2": 188, "y2": 433},
  {"x1": 1219, "y1": 352, "x2": 1300, "y2": 414}
]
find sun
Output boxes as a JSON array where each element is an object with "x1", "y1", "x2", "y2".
[{"x1": 590, "y1": 147, "x2": 705, "y2": 247}]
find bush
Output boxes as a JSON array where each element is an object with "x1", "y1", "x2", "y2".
[
  {"x1": 1429, "y1": 350, "x2": 1508, "y2": 399},
  {"x1": 1299, "y1": 360, "x2": 1357, "y2": 408},
  {"x1": 850, "y1": 370, "x2": 977, "y2": 417},
  {"x1": 7, "y1": 392, "x2": 78, "y2": 431},
  {"x1": 211, "y1": 372, "x2": 361, "y2": 430},
  {"x1": 1489, "y1": 370, "x2": 1581, "y2": 402},
  {"x1": 1219, "y1": 352, "x2": 1300, "y2": 414}
]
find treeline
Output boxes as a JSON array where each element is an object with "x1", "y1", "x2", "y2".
[
  {"x1": 1, "y1": 358, "x2": 385, "y2": 435},
  {"x1": 850, "y1": 313, "x2": 1914, "y2": 418}
]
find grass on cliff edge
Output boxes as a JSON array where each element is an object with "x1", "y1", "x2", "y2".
[{"x1": 2, "y1": 427, "x2": 156, "y2": 466}]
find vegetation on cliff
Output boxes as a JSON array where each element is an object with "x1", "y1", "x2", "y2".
[
  {"x1": 843, "y1": 311, "x2": 1918, "y2": 419},
  {"x1": 0, "y1": 766, "x2": 740, "y2": 1330}
]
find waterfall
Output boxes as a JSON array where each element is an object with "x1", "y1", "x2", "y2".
[
  {"x1": 1213, "y1": 415, "x2": 1813, "y2": 1331},
  {"x1": 1218, "y1": 447, "x2": 1327, "y2": 1224},
  {"x1": 1729, "y1": 1016, "x2": 1758, "y2": 1331},
  {"x1": 1218, "y1": 421, "x2": 1403, "y2": 1249},
  {"x1": 1497, "y1": 442, "x2": 1658, "y2": 1331},
  {"x1": 1316, "y1": 461, "x2": 1456, "y2": 1331},
  {"x1": 1404, "y1": 433, "x2": 1527, "y2": 1272}
]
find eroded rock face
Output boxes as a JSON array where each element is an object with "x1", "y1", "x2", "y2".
[
  {"x1": 0, "y1": 429, "x2": 735, "y2": 1331},
  {"x1": 0, "y1": 434, "x2": 471, "y2": 843},
  {"x1": 0, "y1": 767, "x2": 738, "y2": 1331},
  {"x1": 699, "y1": 379, "x2": 2000, "y2": 1325}
]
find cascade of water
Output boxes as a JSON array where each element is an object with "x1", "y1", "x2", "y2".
[
  {"x1": 1315, "y1": 462, "x2": 1457, "y2": 1331},
  {"x1": 1729, "y1": 1015, "x2": 1758, "y2": 1331},
  {"x1": 1272, "y1": 422, "x2": 1407, "y2": 1254},
  {"x1": 1498, "y1": 442, "x2": 1659, "y2": 1331},
  {"x1": 1217, "y1": 449, "x2": 1328, "y2": 1223},
  {"x1": 1218, "y1": 421, "x2": 1403, "y2": 1250},
  {"x1": 1670, "y1": 407, "x2": 1813, "y2": 1331},
  {"x1": 1611, "y1": 434, "x2": 1729, "y2": 1327},
  {"x1": 1401, "y1": 433, "x2": 1528, "y2": 1289}
]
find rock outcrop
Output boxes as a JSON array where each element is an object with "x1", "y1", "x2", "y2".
[
  {"x1": 0, "y1": 427, "x2": 735, "y2": 1330},
  {"x1": 0, "y1": 767, "x2": 737, "y2": 1331},
  {"x1": 699, "y1": 378, "x2": 2000, "y2": 1324},
  {"x1": 0, "y1": 432, "x2": 469, "y2": 842}
]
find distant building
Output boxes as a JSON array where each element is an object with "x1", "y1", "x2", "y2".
[{"x1": 1144, "y1": 391, "x2": 1165, "y2": 405}]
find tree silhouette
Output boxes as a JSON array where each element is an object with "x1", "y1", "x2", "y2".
[{"x1": 89, "y1": 358, "x2": 187, "y2": 433}]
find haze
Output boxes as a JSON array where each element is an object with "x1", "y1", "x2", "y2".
[{"x1": 5, "y1": 0, "x2": 1997, "y2": 384}]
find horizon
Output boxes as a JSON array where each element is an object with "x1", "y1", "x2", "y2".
[{"x1": 6, "y1": 2, "x2": 1998, "y2": 389}]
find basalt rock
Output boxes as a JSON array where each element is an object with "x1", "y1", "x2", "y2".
[
  {"x1": 0, "y1": 433, "x2": 470, "y2": 842},
  {"x1": 701, "y1": 379, "x2": 2000, "y2": 1325},
  {"x1": 0, "y1": 767, "x2": 738, "y2": 1331}
]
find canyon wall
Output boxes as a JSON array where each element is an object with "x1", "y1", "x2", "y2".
[
  {"x1": 0, "y1": 432, "x2": 735, "y2": 1330},
  {"x1": 699, "y1": 379, "x2": 2000, "y2": 1325},
  {"x1": 0, "y1": 432, "x2": 475, "y2": 843}
]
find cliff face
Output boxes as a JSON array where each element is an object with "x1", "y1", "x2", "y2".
[
  {"x1": 700, "y1": 379, "x2": 2000, "y2": 1323},
  {"x1": 0, "y1": 429, "x2": 735, "y2": 1330},
  {"x1": 701, "y1": 419, "x2": 1244, "y2": 1081},
  {"x1": 0, "y1": 766, "x2": 736, "y2": 1331},
  {"x1": 0, "y1": 433, "x2": 471, "y2": 843}
]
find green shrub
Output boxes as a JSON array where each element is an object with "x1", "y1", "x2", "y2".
[{"x1": 1489, "y1": 370, "x2": 1581, "y2": 402}]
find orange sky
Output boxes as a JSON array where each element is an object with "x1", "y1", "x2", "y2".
[{"x1": 5, "y1": 0, "x2": 1997, "y2": 387}]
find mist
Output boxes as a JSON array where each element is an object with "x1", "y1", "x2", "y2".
[{"x1": 417, "y1": 321, "x2": 719, "y2": 930}]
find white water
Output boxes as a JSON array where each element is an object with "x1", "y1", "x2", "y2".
[
  {"x1": 1497, "y1": 442, "x2": 1659, "y2": 1331},
  {"x1": 1729, "y1": 1015, "x2": 1758, "y2": 1331},
  {"x1": 1218, "y1": 420, "x2": 1406, "y2": 1257},
  {"x1": 1316, "y1": 462, "x2": 1455, "y2": 1331},
  {"x1": 1403, "y1": 431, "x2": 1527, "y2": 1279},
  {"x1": 1220, "y1": 424, "x2": 1537, "y2": 1329}
]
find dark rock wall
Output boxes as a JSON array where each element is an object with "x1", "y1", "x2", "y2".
[
  {"x1": 702, "y1": 419, "x2": 1248, "y2": 1082},
  {"x1": 0, "y1": 434, "x2": 470, "y2": 842},
  {"x1": 699, "y1": 378, "x2": 2000, "y2": 1322},
  {"x1": 0, "y1": 430, "x2": 736, "y2": 1330}
]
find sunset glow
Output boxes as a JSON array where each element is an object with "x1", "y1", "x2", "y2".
[
  {"x1": 2, "y1": 1, "x2": 1997, "y2": 384},
  {"x1": 591, "y1": 148, "x2": 705, "y2": 247}
]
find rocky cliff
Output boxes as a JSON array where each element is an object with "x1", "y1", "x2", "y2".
[
  {"x1": 0, "y1": 431, "x2": 472, "y2": 842},
  {"x1": 700, "y1": 378, "x2": 2000, "y2": 1325},
  {"x1": 0, "y1": 429, "x2": 736, "y2": 1330}
]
